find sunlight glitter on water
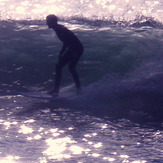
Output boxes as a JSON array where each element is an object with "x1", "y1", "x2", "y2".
[
  {"x1": 18, "y1": 125, "x2": 33, "y2": 134},
  {"x1": 2, "y1": 121, "x2": 18, "y2": 130},
  {"x1": 43, "y1": 136, "x2": 86, "y2": 160},
  {"x1": 0, "y1": 156, "x2": 20, "y2": 163},
  {"x1": 0, "y1": 93, "x2": 160, "y2": 163},
  {"x1": 0, "y1": 0, "x2": 162, "y2": 23},
  {"x1": 0, "y1": 116, "x2": 153, "y2": 163}
]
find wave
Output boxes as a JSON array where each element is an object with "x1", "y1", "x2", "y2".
[
  {"x1": 0, "y1": 0, "x2": 163, "y2": 25},
  {"x1": 72, "y1": 58, "x2": 163, "y2": 122},
  {"x1": 66, "y1": 16, "x2": 163, "y2": 29},
  {"x1": 0, "y1": 15, "x2": 163, "y2": 122}
]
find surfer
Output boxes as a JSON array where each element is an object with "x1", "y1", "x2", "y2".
[{"x1": 46, "y1": 15, "x2": 83, "y2": 95}]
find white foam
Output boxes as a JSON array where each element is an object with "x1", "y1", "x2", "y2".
[{"x1": 0, "y1": 0, "x2": 162, "y2": 23}]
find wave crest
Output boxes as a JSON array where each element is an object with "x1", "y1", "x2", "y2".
[{"x1": 0, "y1": 0, "x2": 163, "y2": 25}]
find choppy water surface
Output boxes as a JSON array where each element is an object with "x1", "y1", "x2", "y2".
[
  {"x1": 0, "y1": 0, "x2": 163, "y2": 162},
  {"x1": 0, "y1": 0, "x2": 163, "y2": 24},
  {"x1": 0, "y1": 95, "x2": 162, "y2": 163}
]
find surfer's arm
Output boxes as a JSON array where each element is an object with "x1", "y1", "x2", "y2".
[{"x1": 59, "y1": 43, "x2": 68, "y2": 59}]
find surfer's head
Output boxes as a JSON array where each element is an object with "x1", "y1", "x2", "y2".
[{"x1": 46, "y1": 14, "x2": 58, "y2": 28}]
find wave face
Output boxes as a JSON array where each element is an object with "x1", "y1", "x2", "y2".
[
  {"x1": 0, "y1": 0, "x2": 163, "y2": 121},
  {"x1": 0, "y1": 0, "x2": 163, "y2": 24}
]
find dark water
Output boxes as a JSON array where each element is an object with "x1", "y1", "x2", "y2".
[
  {"x1": 0, "y1": 0, "x2": 163, "y2": 162},
  {"x1": 0, "y1": 19, "x2": 163, "y2": 121},
  {"x1": 0, "y1": 18, "x2": 162, "y2": 163}
]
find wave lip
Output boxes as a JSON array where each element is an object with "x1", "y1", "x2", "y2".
[
  {"x1": 67, "y1": 16, "x2": 163, "y2": 29},
  {"x1": 0, "y1": 0, "x2": 163, "y2": 25}
]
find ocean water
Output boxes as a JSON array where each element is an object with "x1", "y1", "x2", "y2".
[{"x1": 0, "y1": 0, "x2": 163, "y2": 163}]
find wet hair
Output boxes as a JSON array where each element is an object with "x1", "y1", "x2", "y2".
[{"x1": 46, "y1": 15, "x2": 58, "y2": 25}]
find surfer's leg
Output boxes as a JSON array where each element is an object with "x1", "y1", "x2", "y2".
[
  {"x1": 69, "y1": 62, "x2": 80, "y2": 89},
  {"x1": 50, "y1": 53, "x2": 70, "y2": 95},
  {"x1": 54, "y1": 56, "x2": 70, "y2": 93},
  {"x1": 53, "y1": 63, "x2": 62, "y2": 94},
  {"x1": 69, "y1": 53, "x2": 82, "y2": 94}
]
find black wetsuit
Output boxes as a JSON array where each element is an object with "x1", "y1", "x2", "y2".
[{"x1": 53, "y1": 24, "x2": 83, "y2": 93}]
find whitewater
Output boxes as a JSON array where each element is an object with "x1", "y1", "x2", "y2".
[{"x1": 0, "y1": 0, "x2": 163, "y2": 162}]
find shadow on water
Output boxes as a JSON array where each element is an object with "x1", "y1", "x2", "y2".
[{"x1": 15, "y1": 95, "x2": 163, "y2": 130}]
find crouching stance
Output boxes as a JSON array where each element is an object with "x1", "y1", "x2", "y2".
[{"x1": 46, "y1": 15, "x2": 83, "y2": 95}]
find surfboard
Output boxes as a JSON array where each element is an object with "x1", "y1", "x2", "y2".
[
  {"x1": 20, "y1": 91, "x2": 59, "y2": 100},
  {"x1": 20, "y1": 90, "x2": 77, "y2": 100}
]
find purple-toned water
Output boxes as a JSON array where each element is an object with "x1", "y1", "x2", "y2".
[{"x1": 0, "y1": 0, "x2": 163, "y2": 162}]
